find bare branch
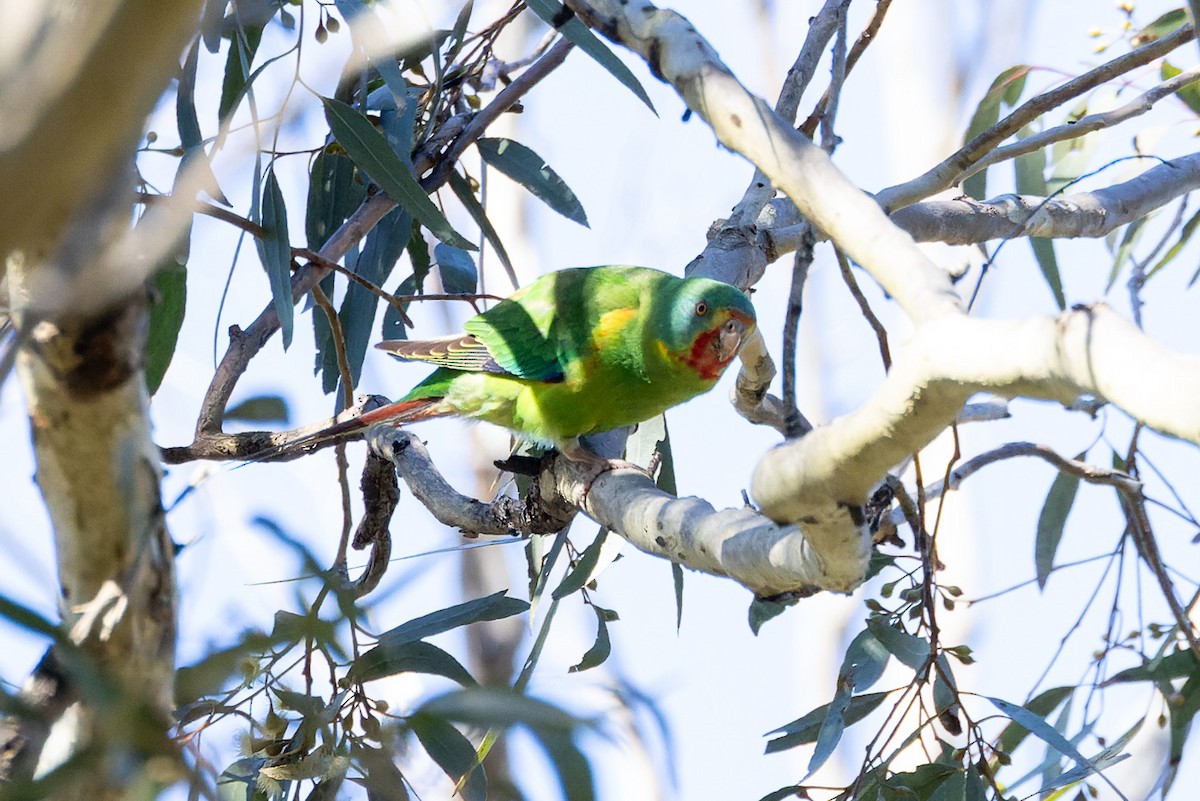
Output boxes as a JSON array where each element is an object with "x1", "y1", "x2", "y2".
[
  {"x1": 891, "y1": 153, "x2": 1200, "y2": 244},
  {"x1": 753, "y1": 305, "x2": 1200, "y2": 521}
]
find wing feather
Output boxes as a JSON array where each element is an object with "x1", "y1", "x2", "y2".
[{"x1": 376, "y1": 334, "x2": 510, "y2": 375}]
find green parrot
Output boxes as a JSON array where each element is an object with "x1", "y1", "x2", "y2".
[{"x1": 331, "y1": 265, "x2": 755, "y2": 458}]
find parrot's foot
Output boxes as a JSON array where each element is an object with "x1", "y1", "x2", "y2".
[{"x1": 560, "y1": 444, "x2": 653, "y2": 478}]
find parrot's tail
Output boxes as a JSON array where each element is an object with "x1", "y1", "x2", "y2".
[{"x1": 233, "y1": 396, "x2": 450, "y2": 466}]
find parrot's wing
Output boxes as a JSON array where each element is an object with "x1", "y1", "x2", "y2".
[
  {"x1": 461, "y1": 300, "x2": 567, "y2": 383},
  {"x1": 376, "y1": 334, "x2": 511, "y2": 375}
]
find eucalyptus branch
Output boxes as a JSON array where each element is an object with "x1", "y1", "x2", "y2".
[
  {"x1": 889, "y1": 153, "x2": 1200, "y2": 244},
  {"x1": 876, "y1": 23, "x2": 1196, "y2": 211},
  {"x1": 959, "y1": 66, "x2": 1200, "y2": 181}
]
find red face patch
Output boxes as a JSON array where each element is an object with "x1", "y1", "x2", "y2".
[{"x1": 684, "y1": 327, "x2": 730, "y2": 381}]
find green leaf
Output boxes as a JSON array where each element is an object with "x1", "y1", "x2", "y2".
[
  {"x1": 217, "y1": 756, "x2": 269, "y2": 801},
  {"x1": 226, "y1": 394, "x2": 289, "y2": 423},
  {"x1": 554, "y1": 528, "x2": 613, "y2": 599},
  {"x1": 435, "y1": 243, "x2": 478, "y2": 294},
  {"x1": 306, "y1": 147, "x2": 366, "y2": 251},
  {"x1": 806, "y1": 684, "x2": 851, "y2": 777},
  {"x1": 448, "y1": 170, "x2": 517, "y2": 288},
  {"x1": 174, "y1": 631, "x2": 273, "y2": 706},
  {"x1": 1035, "y1": 459, "x2": 1082, "y2": 589},
  {"x1": 1150, "y1": 206, "x2": 1200, "y2": 281},
  {"x1": 569, "y1": 604, "x2": 613, "y2": 672},
  {"x1": 961, "y1": 65, "x2": 1031, "y2": 200},
  {"x1": 145, "y1": 232, "x2": 188, "y2": 395},
  {"x1": 671, "y1": 562, "x2": 684, "y2": 632},
  {"x1": 381, "y1": 273, "x2": 416, "y2": 341},
  {"x1": 865, "y1": 617, "x2": 930, "y2": 670},
  {"x1": 1108, "y1": 216, "x2": 1148, "y2": 291},
  {"x1": 1106, "y1": 648, "x2": 1199, "y2": 684},
  {"x1": 477, "y1": 138, "x2": 589, "y2": 227},
  {"x1": 411, "y1": 715, "x2": 486, "y2": 801},
  {"x1": 748, "y1": 596, "x2": 795, "y2": 635},
  {"x1": 446, "y1": 0, "x2": 474, "y2": 62},
  {"x1": 529, "y1": 726, "x2": 596, "y2": 801},
  {"x1": 1167, "y1": 671, "x2": 1200, "y2": 791},
  {"x1": 336, "y1": 206, "x2": 411, "y2": 389},
  {"x1": 842, "y1": 627, "x2": 891, "y2": 691},
  {"x1": 1014, "y1": 129, "x2": 1065, "y2": 308},
  {"x1": 996, "y1": 686, "x2": 1074, "y2": 757},
  {"x1": 177, "y1": 41, "x2": 203, "y2": 152},
  {"x1": 764, "y1": 691, "x2": 888, "y2": 753},
  {"x1": 256, "y1": 166, "x2": 294, "y2": 349},
  {"x1": 417, "y1": 686, "x2": 582, "y2": 732},
  {"x1": 219, "y1": 22, "x2": 264, "y2": 121},
  {"x1": 322, "y1": 97, "x2": 474, "y2": 249},
  {"x1": 1132, "y1": 9, "x2": 1190, "y2": 46},
  {"x1": 524, "y1": 0, "x2": 655, "y2": 114},
  {"x1": 375, "y1": 591, "x2": 529, "y2": 649},
  {"x1": 986, "y1": 695, "x2": 1099, "y2": 776},
  {"x1": 351, "y1": 640, "x2": 476, "y2": 685},
  {"x1": 1162, "y1": 60, "x2": 1200, "y2": 116}
]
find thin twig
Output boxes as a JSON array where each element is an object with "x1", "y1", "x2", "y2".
[
  {"x1": 798, "y1": 0, "x2": 893, "y2": 138},
  {"x1": 959, "y1": 66, "x2": 1200, "y2": 181},
  {"x1": 835, "y1": 249, "x2": 890, "y2": 368},
  {"x1": 876, "y1": 23, "x2": 1197, "y2": 211}
]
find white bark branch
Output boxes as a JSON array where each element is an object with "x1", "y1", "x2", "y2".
[{"x1": 752, "y1": 306, "x2": 1200, "y2": 519}]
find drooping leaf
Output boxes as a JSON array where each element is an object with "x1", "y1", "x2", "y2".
[
  {"x1": 554, "y1": 528, "x2": 617, "y2": 599},
  {"x1": 256, "y1": 166, "x2": 294, "y2": 348},
  {"x1": 1167, "y1": 672, "x2": 1200, "y2": 791},
  {"x1": 1035, "y1": 460, "x2": 1082, "y2": 589},
  {"x1": 961, "y1": 65, "x2": 1031, "y2": 199},
  {"x1": 219, "y1": 22, "x2": 264, "y2": 121},
  {"x1": 806, "y1": 684, "x2": 851, "y2": 778},
  {"x1": 434, "y1": 243, "x2": 478, "y2": 294},
  {"x1": 306, "y1": 147, "x2": 367, "y2": 251},
  {"x1": 842, "y1": 627, "x2": 891, "y2": 691},
  {"x1": 448, "y1": 170, "x2": 517, "y2": 287},
  {"x1": 174, "y1": 631, "x2": 274, "y2": 707},
  {"x1": 524, "y1": 0, "x2": 655, "y2": 113},
  {"x1": 865, "y1": 617, "x2": 930, "y2": 670},
  {"x1": 529, "y1": 725, "x2": 596, "y2": 801},
  {"x1": 569, "y1": 604, "x2": 614, "y2": 673},
  {"x1": 764, "y1": 692, "x2": 889, "y2": 753},
  {"x1": 177, "y1": 40, "x2": 204, "y2": 153},
  {"x1": 410, "y1": 715, "x2": 486, "y2": 801},
  {"x1": 671, "y1": 562, "x2": 684, "y2": 632},
  {"x1": 322, "y1": 97, "x2": 474, "y2": 249},
  {"x1": 1108, "y1": 216, "x2": 1148, "y2": 291},
  {"x1": 477, "y1": 137, "x2": 589, "y2": 227},
  {"x1": 417, "y1": 686, "x2": 583, "y2": 732},
  {"x1": 1014, "y1": 129, "x2": 1065, "y2": 308},
  {"x1": 446, "y1": 0, "x2": 475, "y2": 62},
  {"x1": 216, "y1": 756, "x2": 269, "y2": 801},
  {"x1": 335, "y1": 206, "x2": 411, "y2": 390},
  {"x1": 145, "y1": 229, "x2": 189, "y2": 395},
  {"x1": 748, "y1": 596, "x2": 795, "y2": 635},
  {"x1": 351, "y1": 640, "x2": 476, "y2": 685},
  {"x1": 374, "y1": 591, "x2": 529, "y2": 649},
  {"x1": 381, "y1": 273, "x2": 416, "y2": 341},
  {"x1": 1149, "y1": 205, "x2": 1200, "y2": 281}
]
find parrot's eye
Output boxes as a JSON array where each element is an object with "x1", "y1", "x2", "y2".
[{"x1": 695, "y1": 300, "x2": 708, "y2": 316}]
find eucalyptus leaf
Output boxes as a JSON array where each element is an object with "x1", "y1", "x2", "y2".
[
  {"x1": 322, "y1": 97, "x2": 474, "y2": 249},
  {"x1": 524, "y1": 0, "x2": 655, "y2": 113},
  {"x1": 256, "y1": 166, "x2": 294, "y2": 349},
  {"x1": 1035, "y1": 459, "x2": 1083, "y2": 589},
  {"x1": 410, "y1": 715, "x2": 487, "y2": 801},
  {"x1": 477, "y1": 137, "x2": 589, "y2": 227}
]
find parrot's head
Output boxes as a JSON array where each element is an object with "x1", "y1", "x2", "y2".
[{"x1": 660, "y1": 277, "x2": 756, "y2": 381}]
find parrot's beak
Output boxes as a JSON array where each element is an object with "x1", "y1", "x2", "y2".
[{"x1": 715, "y1": 315, "x2": 750, "y2": 363}]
